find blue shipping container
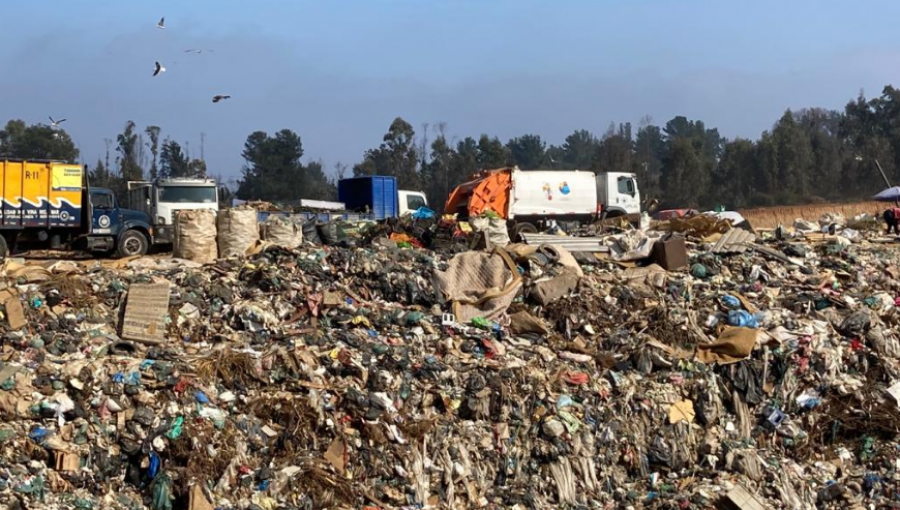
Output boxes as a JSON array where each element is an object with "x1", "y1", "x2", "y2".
[{"x1": 338, "y1": 176, "x2": 398, "y2": 220}]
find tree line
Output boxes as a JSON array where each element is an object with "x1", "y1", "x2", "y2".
[
  {"x1": 352, "y1": 85, "x2": 900, "y2": 211},
  {"x1": 0, "y1": 120, "x2": 209, "y2": 198},
  {"x1": 3, "y1": 84, "x2": 900, "y2": 212}
]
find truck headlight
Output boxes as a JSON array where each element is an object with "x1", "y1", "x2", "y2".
[{"x1": 157, "y1": 216, "x2": 166, "y2": 225}]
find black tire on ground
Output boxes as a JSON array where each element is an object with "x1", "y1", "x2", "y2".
[
  {"x1": 115, "y1": 230, "x2": 149, "y2": 258},
  {"x1": 513, "y1": 222, "x2": 538, "y2": 242}
]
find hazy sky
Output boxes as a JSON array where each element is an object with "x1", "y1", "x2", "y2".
[{"x1": 2, "y1": 0, "x2": 899, "y2": 181}]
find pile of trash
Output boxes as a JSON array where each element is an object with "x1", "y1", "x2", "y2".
[{"x1": 1, "y1": 214, "x2": 900, "y2": 510}]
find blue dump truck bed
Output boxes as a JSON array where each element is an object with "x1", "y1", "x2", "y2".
[
  {"x1": 256, "y1": 210, "x2": 374, "y2": 224},
  {"x1": 338, "y1": 176, "x2": 398, "y2": 220}
]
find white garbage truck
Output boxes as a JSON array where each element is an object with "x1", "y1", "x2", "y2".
[{"x1": 445, "y1": 167, "x2": 641, "y2": 237}]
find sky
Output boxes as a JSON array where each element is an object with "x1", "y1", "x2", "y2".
[{"x1": 2, "y1": 0, "x2": 900, "y2": 183}]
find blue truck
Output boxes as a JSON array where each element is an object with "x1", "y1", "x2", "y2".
[
  {"x1": 256, "y1": 176, "x2": 429, "y2": 223},
  {"x1": 338, "y1": 176, "x2": 428, "y2": 220}
]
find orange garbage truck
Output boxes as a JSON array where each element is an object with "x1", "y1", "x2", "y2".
[{"x1": 446, "y1": 167, "x2": 640, "y2": 237}]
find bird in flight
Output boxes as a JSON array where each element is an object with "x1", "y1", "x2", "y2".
[
  {"x1": 185, "y1": 49, "x2": 214, "y2": 55},
  {"x1": 48, "y1": 117, "x2": 66, "y2": 129},
  {"x1": 157, "y1": 17, "x2": 165, "y2": 29},
  {"x1": 153, "y1": 61, "x2": 166, "y2": 77},
  {"x1": 212, "y1": 95, "x2": 231, "y2": 103}
]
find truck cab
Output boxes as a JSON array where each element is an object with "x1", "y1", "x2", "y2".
[
  {"x1": 597, "y1": 172, "x2": 641, "y2": 218},
  {"x1": 86, "y1": 188, "x2": 154, "y2": 257},
  {"x1": 398, "y1": 190, "x2": 429, "y2": 216},
  {"x1": 125, "y1": 178, "x2": 219, "y2": 244}
]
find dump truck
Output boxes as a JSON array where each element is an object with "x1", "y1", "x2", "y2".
[
  {"x1": 0, "y1": 159, "x2": 154, "y2": 257},
  {"x1": 338, "y1": 176, "x2": 428, "y2": 220},
  {"x1": 445, "y1": 167, "x2": 641, "y2": 237},
  {"x1": 124, "y1": 178, "x2": 219, "y2": 245}
]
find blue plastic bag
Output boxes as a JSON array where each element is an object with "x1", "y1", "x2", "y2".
[
  {"x1": 412, "y1": 207, "x2": 435, "y2": 220},
  {"x1": 721, "y1": 295, "x2": 741, "y2": 309},
  {"x1": 728, "y1": 310, "x2": 759, "y2": 328}
]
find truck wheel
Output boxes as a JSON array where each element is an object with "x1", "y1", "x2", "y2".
[
  {"x1": 116, "y1": 230, "x2": 148, "y2": 258},
  {"x1": 513, "y1": 222, "x2": 538, "y2": 242}
]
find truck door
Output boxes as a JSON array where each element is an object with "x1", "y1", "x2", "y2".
[
  {"x1": 89, "y1": 190, "x2": 118, "y2": 235},
  {"x1": 615, "y1": 176, "x2": 640, "y2": 215}
]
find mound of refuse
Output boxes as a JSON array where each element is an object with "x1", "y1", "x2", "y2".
[{"x1": 0, "y1": 221, "x2": 899, "y2": 509}]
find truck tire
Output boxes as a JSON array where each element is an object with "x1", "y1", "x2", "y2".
[
  {"x1": 513, "y1": 222, "x2": 538, "y2": 242},
  {"x1": 116, "y1": 230, "x2": 149, "y2": 258}
]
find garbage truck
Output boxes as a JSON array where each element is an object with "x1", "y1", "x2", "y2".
[
  {"x1": 444, "y1": 167, "x2": 641, "y2": 237},
  {"x1": 0, "y1": 159, "x2": 154, "y2": 257},
  {"x1": 124, "y1": 178, "x2": 219, "y2": 246}
]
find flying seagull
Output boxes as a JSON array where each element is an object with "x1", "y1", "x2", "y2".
[
  {"x1": 153, "y1": 61, "x2": 166, "y2": 77},
  {"x1": 212, "y1": 95, "x2": 231, "y2": 103},
  {"x1": 157, "y1": 17, "x2": 165, "y2": 29},
  {"x1": 185, "y1": 49, "x2": 214, "y2": 55},
  {"x1": 48, "y1": 117, "x2": 66, "y2": 129}
]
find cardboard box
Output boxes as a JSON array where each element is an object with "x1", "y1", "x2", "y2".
[{"x1": 651, "y1": 236, "x2": 687, "y2": 271}]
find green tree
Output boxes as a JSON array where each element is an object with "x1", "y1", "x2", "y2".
[
  {"x1": 0, "y1": 119, "x2": 80, "y2": 162},
  {"x1": 159, "y1": 139, "x2": 190, "y2": 178},
  {"x1": 660, "y1": 137, "x2": 706, "y2": 208},
  {"x1": 353, "y1": 117, "x2": 420, "y2": 189},
  {"x1": 145, "y1": 126, "x2": 161, "y2": 180},
  {"x1": 795, "y1": 108, "x2": 842, "y2": 200},
  {"x1": 477, "y1": 134, "x2": 510, "y2": 169},
  {"x1": 771, "y1": 110, "x2": 813, "y2": 200},
  {"x1": 116, "y1": 121, "x2": 143, "y2": 183},
  {"x1": 451, "y1": 137, "x2": 480, "y2": 184},
  {"x1": 714, "y1": 139, "x2": 757, "y2": 208},
  {"x1": 422, "y1": 133, "x2": 455, "y2": 211},
  {"x1": 236, "y1": 129, "x2": 334, "y2": 201},
  {"x1": 507, "y1": 134, "x2": 547, "y2": 169},
  {"x1": 633, "y1": 119, "x2": 665, "y2": 201},
  {"x1": 593, "y1": 122, "x2": 633, "y2": 173},
  {"x1": 558, "y1": 129, "x2": 600, "y2": 169}
]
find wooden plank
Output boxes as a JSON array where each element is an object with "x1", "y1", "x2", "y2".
[{"x1": 121, "y1": 283, "x2": 170, "y2": 344}]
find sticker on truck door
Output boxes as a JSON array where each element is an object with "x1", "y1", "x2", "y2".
[{"x1": 98, "y1": 215, "x2": 110, "y2": 228}]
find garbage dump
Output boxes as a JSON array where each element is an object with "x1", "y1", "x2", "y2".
[{"x1": 3, "y1": 211, "x2": 900, "y2": 509}]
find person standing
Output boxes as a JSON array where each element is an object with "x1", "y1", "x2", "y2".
[{"x1": 886, "y1": 207, "x2": 900, "y2": 235}]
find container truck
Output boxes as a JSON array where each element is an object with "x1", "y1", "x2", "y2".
[
  {"x1": 0, "y1": 159, "x2": 154, "y2": 257},
  {"x1": 124, "y1": 178, "x2": 219, "y2": 245},
  {"x1": 444, "y1": 167, "x2": 641, "y2": 237},
  {"x1": 338, "y1": 176, "x2": 428, "y2": 220}
]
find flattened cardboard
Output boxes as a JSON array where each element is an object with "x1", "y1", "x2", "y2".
[{"x1": 121, "y1": 283, "x2": 170, "y2": 344}]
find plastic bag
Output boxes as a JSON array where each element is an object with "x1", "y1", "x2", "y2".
[
  {"x1": 317, "y1": 222, "x2": 340, "y2": 245},
  {"x1": 302, "y1": 220, "x2": 321, "y2": 245}
]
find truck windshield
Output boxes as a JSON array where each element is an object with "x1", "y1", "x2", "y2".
[
  {"x1": 91, "y1": 193, "x2": 114, "y2": 209},
  {"x1": 406, "y1": 194, "x2": 427, "y2": 210},
  {"x1": 158, "y1": 186, "x2": 217, "y2": 204}
]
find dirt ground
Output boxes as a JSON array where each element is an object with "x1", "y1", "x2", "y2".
[{"x1": 738, "y1": 201, "x2": 884, "y2": 230}]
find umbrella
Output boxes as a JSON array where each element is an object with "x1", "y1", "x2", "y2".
[{"x1": 874, "y1": 186, "x2": 900, "y2": 202}]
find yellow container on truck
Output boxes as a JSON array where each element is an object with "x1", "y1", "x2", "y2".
[{"x1": 0, "y1": 160, "x2": 82, "y2": 227}]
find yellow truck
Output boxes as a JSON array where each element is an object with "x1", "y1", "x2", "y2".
[{"x1": 0, "y1": 159, "x2": 154, "y2": 257}]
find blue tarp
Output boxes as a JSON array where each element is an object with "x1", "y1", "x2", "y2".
[{"x1": 874, "y1": 186, "x2": 900, "y2": 202}]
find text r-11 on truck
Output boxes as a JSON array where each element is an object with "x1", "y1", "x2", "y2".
[{"x1": 0, "y1": 159, "x2": 154, "y2": 258}]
